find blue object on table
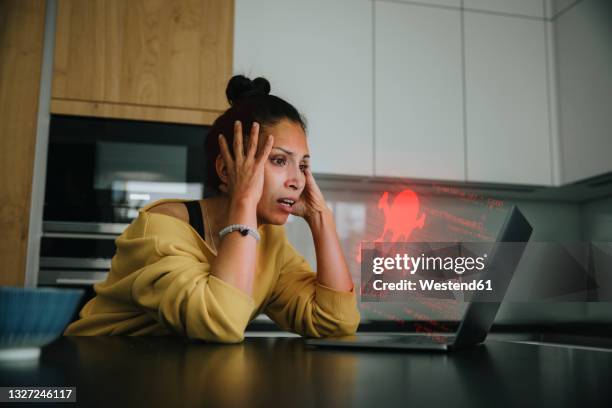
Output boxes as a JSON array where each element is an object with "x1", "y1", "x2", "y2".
[{"x1": 0, "y1": 286, "x2": 84, "y2": 361}]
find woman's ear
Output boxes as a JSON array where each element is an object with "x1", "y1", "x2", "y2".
[{"x1": 215, "y1": 154, "x2": 228, "y2": 188}]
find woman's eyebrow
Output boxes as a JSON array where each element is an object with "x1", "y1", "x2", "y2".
[{"x1": 272, "y1": 147, "x2": 310, "y2": 159}]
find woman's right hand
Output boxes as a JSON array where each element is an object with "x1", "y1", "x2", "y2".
[{"x1": 218, "y1": 120, "x2": 274, "y2": 208}]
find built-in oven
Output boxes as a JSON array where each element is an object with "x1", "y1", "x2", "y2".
[
  {"x1": 38, "y1": 229, "x2": 116, "y2": 285},
  {"x1": 39, "y1": 115, "x2": 210, "y2": 294}
]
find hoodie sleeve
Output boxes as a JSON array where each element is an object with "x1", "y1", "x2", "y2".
[
  {"x1": 263, "y1": 237, "x2": 360, "y2": 338},
  {"x1": 128, "y1": 214, "x2": 255, "y2": 343}
]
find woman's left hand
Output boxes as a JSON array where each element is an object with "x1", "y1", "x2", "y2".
[{"x1": 291, "y1": 168, "x2": 330, "y2": 222}]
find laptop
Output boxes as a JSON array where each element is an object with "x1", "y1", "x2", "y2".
[{"x1": 306, "y1": 205, "x2": 533, "y2": 352}]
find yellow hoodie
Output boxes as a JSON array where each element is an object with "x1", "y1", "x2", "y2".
[{"x1": 64, "y1": 199, "x2": 360, "y2": 343}]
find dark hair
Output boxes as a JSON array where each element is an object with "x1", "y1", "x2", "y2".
[{"x1": 203, "y1": 75, "x2": 307, "y2": 197}]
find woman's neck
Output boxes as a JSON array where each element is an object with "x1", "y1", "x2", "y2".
[{"x1": 203, "y1": 195, "x2": 228, "y2": 251}]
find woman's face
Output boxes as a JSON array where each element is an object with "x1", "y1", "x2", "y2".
[{"x1": 257, "y1": 119, "x2": 310, "y2": 225}]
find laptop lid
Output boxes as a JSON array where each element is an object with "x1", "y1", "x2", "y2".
[{"x1": 452, "y1": 205, "x2": 533, "y2": 348}]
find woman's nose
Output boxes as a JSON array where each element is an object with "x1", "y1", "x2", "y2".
[{"x1": 285, "y1": 166, "x2": 304, "y2": 191}]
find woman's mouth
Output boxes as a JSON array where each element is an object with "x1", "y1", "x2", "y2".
[{"x1": 277, "y1": 198, "x2": 296, "y2": 213}]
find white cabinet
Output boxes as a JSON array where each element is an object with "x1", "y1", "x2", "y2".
[
  {"x1": 464, "y1": 0, "x2": 545, "y2": 18},
  {"x1": 555, "y1": 0, "x2": 612, "y2": 183},
  {"x1": 235, "y1": 0, "x2": 561, "y2": 186},
  {"x1": 233, "y1": 0, "x2": 373, "y2": 176},
  {"x1": 464, "y1": 12, "x2": 552, "y2": 186},
  {"x1": 374, "y1": 1, "x2": 465, "y2": 181}
]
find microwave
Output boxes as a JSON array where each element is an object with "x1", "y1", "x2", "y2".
[
  {"x1": 39, "y1": 115, "x2": 210, "y2": 288},
  {"x1": 44, "y1": 115, "x2": 209, "y2": 226}
]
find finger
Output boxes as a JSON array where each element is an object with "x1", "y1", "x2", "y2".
[
  {"x1": 233, "y1": 120, "x2": 244, "y2": 164},
  {"x1": 303, "y1": 167, "x2": 314, "y2": 183},
  {"x1": 305, "y1": 168, "x2": 323, "y2": 194},
  {"x1": 306, "y1": 168, "x2": 318, "y2": 182},
  {"x1": 246, "y1": 122, "x2": 259, "y2": 161},
  {"x1": 256, "y1": 134, "x2": 274, "y2": 164},
  {"x1": 218, "y1": 134, "x2": 234, "y2": 172}
]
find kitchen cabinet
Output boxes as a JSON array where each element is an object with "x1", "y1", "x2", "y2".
[
  {"x1": 51, "y1": 0, "x2": 233, "y2": 125},
  {"x1": 555, "y1": 0, "x2": 612, "y2": 183},
  {"x1": 464, "y1": 11, "x2": 552, "y2": 186},
  {"x1": 233, "y1": 0, "x2": 373, "y2": 176},
  {"x1": 0, "y1": 0, "x2": 46, "y2": 286},
  {"x1": 374, "y1": 1, "x2": 465, "y2": 181},
  {"x1": 464, "y1": 0, "x2": 545, "y2": 18}
]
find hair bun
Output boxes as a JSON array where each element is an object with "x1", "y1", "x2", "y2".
[{"x1": 226, "y1": 75, "x2": 271, "y2": 105}]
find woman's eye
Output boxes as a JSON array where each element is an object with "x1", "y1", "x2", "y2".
[
  {"x1": 271, "y1": 157, "x2": 286, "y2": 166},
  {"x1": 299, "y1": 164, "x2": 309, "y2": 173}
]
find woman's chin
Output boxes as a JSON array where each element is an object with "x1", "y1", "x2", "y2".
[
  {"x1": 260, "y1": 211, "x2": 290, "y2": 226},
  {"x1": 273, "y1": 213, "x2": 290, "y2": 225}
]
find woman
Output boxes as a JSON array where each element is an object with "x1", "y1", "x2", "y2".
[{"x1": 64, "y1": 75, "x2": 360, "y2": 343}]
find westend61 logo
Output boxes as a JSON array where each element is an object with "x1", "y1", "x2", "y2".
[{"x1": 372, "y1": 253, "x2": 488, "y2": 276}]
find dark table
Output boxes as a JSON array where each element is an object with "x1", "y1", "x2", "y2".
[{"x1": 1, "y1": 334, "x2": 611, "y2": 407}]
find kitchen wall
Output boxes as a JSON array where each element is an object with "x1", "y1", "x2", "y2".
[
  {"x1": 583, "y1": 196, "x2": 612, "y2": 323},
  {"x1": 285, "y1": 180, "x2": 612, "y2": 325}
]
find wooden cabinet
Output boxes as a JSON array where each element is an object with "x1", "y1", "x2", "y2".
[
  {"x1": 51, "y1": 0, "x2": 234, "y2": 125},
  {"x1": 374, "y1": 1, "x2": 465, "y2": 181},
  {"x1": 233, "y1": 0, "x2": 373, "y2": 176},
  {"x1": 464, "y1": 11, "x2": 552, "y2": 186},
  {"x1": 0, "y1": 0, "x2": 46, "y2": 286}
]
